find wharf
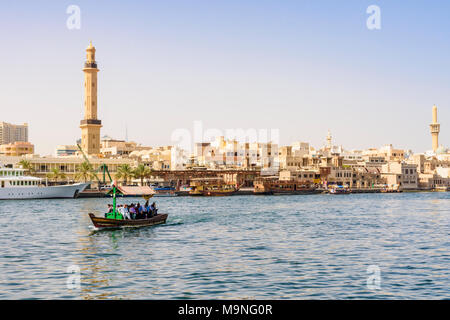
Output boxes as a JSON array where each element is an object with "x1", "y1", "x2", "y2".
[
  {"x1": 78, "y1": 190, "x2": 107, "y2": 198},
  {"x1": 350, "y1": 188, "x2": 382, "y2": 194}
]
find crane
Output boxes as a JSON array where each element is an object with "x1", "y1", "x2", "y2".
[{"x1": 76, "y1": 143, "x2": 112, "y2": 188}]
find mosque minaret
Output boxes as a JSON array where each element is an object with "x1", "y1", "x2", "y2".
[
  {"x1": 429, "y1": 105, "x2": 440, "y2": 153},
  {"x1": 80, "y1": 41, "x2": 102, "y2": 155}
]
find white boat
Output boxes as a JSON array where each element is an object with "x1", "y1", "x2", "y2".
[{"x1": 0, "y1": 167, "x2": 89, "y2": 200}]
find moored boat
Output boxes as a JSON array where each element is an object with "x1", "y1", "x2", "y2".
[
  {"x1": 0, "y1": 166, "x2": 89, "y2": 200},
  {"x1": 328, "y1": 185, "x2": 351, "y2": 194},
  {"x1": 152, "y1": 186, "x2": 178, "y2": 197},
  {"x1": 253, "y1": 179, "x2": 320, "y2": 195},
  {"x1": 189, "y1": 179, "x2": 241, "y2": 196}
]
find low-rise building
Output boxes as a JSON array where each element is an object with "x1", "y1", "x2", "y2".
[
  {"x1": 0, "y1": 141, "x2": 34, "y2": 156},
  {"x1": 381, "y1": 162, "x2": 418, "y2": 190}
]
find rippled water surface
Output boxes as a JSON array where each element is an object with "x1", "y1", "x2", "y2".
[{"x1": 0, "y1": 192, "x2": 449, "y2": 299}]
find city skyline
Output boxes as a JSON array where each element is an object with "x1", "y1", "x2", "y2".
[{"x1": 0, "y1": 1, "x2": 449, "y2": 155}]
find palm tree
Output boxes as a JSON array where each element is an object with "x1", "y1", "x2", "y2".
[
  {"x1": 18, "y1": 159, "x2": 35, "y2": 175},
  {"x1": 133, "y1": 164, "x2": 152, "y2": 186},
  {"x1": 47, "y1": 168, "x2": 66, "y2": 183},
  {"x1": 115, "y1": 164, "x2": 134, "y2": 185},
  {"x1": 75, "y1": 161, "x2": 94, "y2": 182}
]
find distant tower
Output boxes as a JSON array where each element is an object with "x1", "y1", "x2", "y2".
[
  {"x1": 429, "y1": 105, "x2": 440, "y2": 153},
  {"x1": 326, "y1": 130, "x2": 332, "y2": 149},
  {"x1": 80, "y1": 41, "x2": 102, "y2": 155}
]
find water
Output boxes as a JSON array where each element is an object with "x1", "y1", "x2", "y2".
[{"x1": 0, "y1": 192, "x2": 449, "y2": 299}]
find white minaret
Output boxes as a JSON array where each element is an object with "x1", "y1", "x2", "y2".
[{"x1": 429, "y1": 105, "x2": 440, "y2": 153}]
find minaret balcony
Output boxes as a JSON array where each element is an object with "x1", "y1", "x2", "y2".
[
  {"x1": 80, "y1": 119, "x2": 102, "y2": 125},
  {"x1": 429, "y1": 124, "x2": 440, "y2": 133},
  {"x1": 84, "y1": 61, "x2": 98, "y2": 68}
]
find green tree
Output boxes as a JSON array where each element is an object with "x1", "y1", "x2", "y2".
[
  {"x1": 133, "y1": 164, "x2": 152, "y2": 186},
  {"x1": 75, "y1": 161, "x2": 94, "y2": 182},
  {"x1": 47, "y1": 168, "x2": 66, "y2": 182},
  {"x1": 18, "y1": 159, "x2": 35, "y2": 175},
  {"x1": 115, "y1": 164, "x2": 134, "y2": 185}
]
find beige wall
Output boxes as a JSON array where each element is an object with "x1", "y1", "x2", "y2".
[{"x1": 0, "y1": 142, "x2": 34, "y2": 156}]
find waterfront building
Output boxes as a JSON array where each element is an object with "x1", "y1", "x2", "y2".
[
  {"x1": 0, "y1": 141, "x2": 34, "y2": 156},
  {"x1": 279, "y1": 169, "x2": 320, "y2": 184},
  {"x1": 381, "y1": 162, "x2": 418, "y2": 190},
  {"x1": 418, "y1": 172, "x2": 450, "y2": 189},
  {"x1": 80, "y1": 42, "x2": 102, "y2": 155},
  {"x1": 429, "y1": 105, "x2": 440, "y2": 153},
  {"x1": 0, "y1": 122, "x2": 28, "y2": 145}
]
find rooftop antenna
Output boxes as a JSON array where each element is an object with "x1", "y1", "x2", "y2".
[{"x1": 125, "y1": 125, "x2": 128, "y2": 142}]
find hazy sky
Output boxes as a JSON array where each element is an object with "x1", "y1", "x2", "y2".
[{"x1": 0, "y1": 0, "x2": 448, "y2": 155}]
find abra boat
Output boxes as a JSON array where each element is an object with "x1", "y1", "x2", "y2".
[
  {"x1": 254, "y1": 179, "x2": 320, "y2": 195},
  {"x1": 89, "y1": 185, "x2": 168, "y2": 229},
  {"x1": 152, "y1": 186, "x2": 178, "y2": 197},
  {"x1": 0, "y1": 167, "x2": 89, "y2": 200},
  {"x1": 89, "y1": 213, "x2": 168, "y2": 229},
  {"x1": 328, "y1": 185, "x2": 351, "y2": 194},
  {"x1": 189, "y1": 181, "x2": 240, "y2": 196}
]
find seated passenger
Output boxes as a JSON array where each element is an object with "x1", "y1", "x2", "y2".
[
  {"x1": 120, "y1": 204, "x2": 131, "y2": 220},
  {"x1": 129, "y1": 204, "x2": 137, "y2": 219},
  {"x1": 136, "y1": 202, "x2": 143, "y2": 219},
  {"x1": 150, "y1": 202, "x2": 157, "y2": 217}
]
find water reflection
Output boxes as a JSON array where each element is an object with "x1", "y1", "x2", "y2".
[{"x1": 0, "y1": 193, "x2": 449, "y2": 299}]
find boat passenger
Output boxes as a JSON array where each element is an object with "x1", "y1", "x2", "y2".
[
  {"x1": 150, "y1": 202, "x2": 157, "y2": 217},
  {"x1": 120, "y1": 204, "x2": 131, "y2": 220},
  {"x1": 129, "y1": 204, "x2": 137, "y2": 219},
  {"x1": 144, "y1": 200, "x2": 150, "y2": 218},
  {"x1": 136, "y1": 202, "x2": 143, "y2": 219}
]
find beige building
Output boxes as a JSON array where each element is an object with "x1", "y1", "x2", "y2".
[
  {"x1": 381, "y1": 162, "x2": 418, "y2": 190},
  {"x1": 130, "y1": 146, "x2": 173, "y2": 170},
  {"x1": 279, "y1": 169, "x2": 319, "y2": 184},
  {"x1": 100, "y1": 136, "x2": 150, "y2": 157},
  {"x1": 80, "y1": 42, "x2": 102, "y2": 155},
  {"x1": 0, "y1": 122, "x2": 28, "y2": 145},
  {"x1": 0, "y1": 141, "x2": 34, "y2": 156}
]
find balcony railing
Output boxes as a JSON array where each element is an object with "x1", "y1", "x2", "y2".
[
  {"x1": 84, "y1": 62, "x2": 98, "y2": 68},
  {"x1": 80, "y1": 119, "x2": 102, "y2": 125}
]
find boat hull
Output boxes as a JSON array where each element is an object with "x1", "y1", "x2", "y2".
[
  {"x1": 89, "y1": 213, "x2": 168, "y2": 229},
  {"x1": 271, "y1": 189, "x2": 322, "y2": 195},
  {"x1": 0, "y1": 183, "x2": 90, "y2": 200}
]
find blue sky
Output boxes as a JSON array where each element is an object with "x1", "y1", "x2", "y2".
[{"x1": 0, "y1": 0, "x2": 448, "y2": 154}]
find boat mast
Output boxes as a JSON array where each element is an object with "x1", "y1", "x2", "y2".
[{"x1": 112, "y1": 184, "x2": 117, "y2": 219}]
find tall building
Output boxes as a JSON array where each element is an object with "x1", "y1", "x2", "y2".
[
  {"x1": 429, "y1": 105, "x2": 440, "y2": 153},
  {"x1": 0, "y1": 122, "x2": 28, "y2": 145},
  {"x1": 80, "y1": 41, "x2": 102, "y2": 155}
]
